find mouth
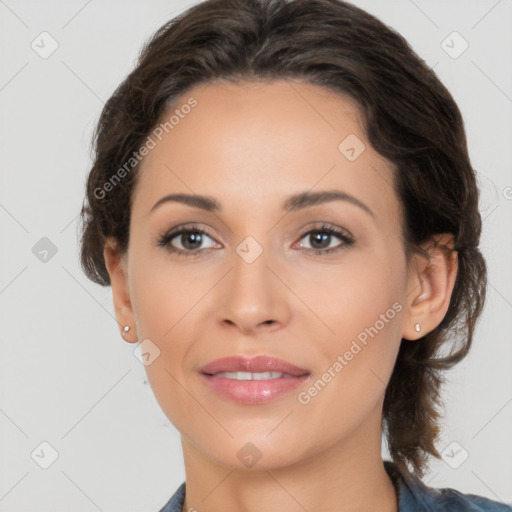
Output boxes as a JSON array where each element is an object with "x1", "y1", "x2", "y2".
[
  {"x1": 209, "y1": 371, "x2": 300, "y2": 380},
  {"x1": 199, "y1": 355, "x2": 311, "y2": 404}
]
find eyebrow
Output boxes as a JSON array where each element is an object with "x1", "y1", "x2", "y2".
[{"x1": 150, "y1": 190, "x2": 374, "y2": 217}]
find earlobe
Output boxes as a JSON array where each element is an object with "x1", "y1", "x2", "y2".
[
  {"x1": 121, "y1": 325, "x2": 137, "y2": 342},
  {"x1": 403, "y1": 234, "x2": 458, "y2": 341},
  {"x1": 103, "y1": 238, "x2": 138, "y2": 343}
]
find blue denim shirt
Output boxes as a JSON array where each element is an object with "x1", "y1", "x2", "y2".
[{"x1": 158, "y1": 460, "x2": 511, "y2": 511}]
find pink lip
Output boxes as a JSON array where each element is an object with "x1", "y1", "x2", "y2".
[
  {"x1": 199, "y1": 355, "x2": 311, "y2": 405},
  {"x1": 200, "y1": 355, "x2": 310, "y2": 376}
]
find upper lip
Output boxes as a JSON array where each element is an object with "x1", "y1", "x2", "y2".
[{"x1": 200, "y1": 355, "x2": 310, "y2": 377}]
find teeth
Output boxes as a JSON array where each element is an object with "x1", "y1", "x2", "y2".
[{"x1": 214, "y1": 371, "x2": 287, "y2": 380}]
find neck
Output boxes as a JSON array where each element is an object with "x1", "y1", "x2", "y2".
[{"x1": 180, "y1": 404, "x2": 398, "y2": 512}]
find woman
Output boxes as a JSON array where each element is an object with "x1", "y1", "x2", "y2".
[{"x1": 79, "y1": 0, "x2": 510, "y2": 510}]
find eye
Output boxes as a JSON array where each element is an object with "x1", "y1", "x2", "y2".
[
  {"x1": 157, "y1": 224, "x2": 218, "y2": 257},
  {"x1": 295, "y1": 224, "x2": 355, "y2": 255},
  {"x1": 157, "y1": 222, "x2": 355, "y2": 257}
]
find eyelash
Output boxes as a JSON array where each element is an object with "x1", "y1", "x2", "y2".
[
  {"x1": 157, "y1": 224, "x2": 355, "y2": 256},
  {"x1": 156, "y1": 223, "x2": 355, "y2": 257}
]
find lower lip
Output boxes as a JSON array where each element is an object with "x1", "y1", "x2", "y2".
[{"x1": 201, "y1": 373, "x2": 310, "y2": 404}]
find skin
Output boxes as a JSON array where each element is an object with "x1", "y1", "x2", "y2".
[{"x1": 104, "y1": 79, "x2": 458, "y2": 512}]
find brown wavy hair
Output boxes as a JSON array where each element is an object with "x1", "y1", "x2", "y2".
[{"x1": 79, "y1": 0, "x2": 487, "y2": 479}]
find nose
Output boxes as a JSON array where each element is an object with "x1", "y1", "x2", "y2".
[{"x1": 215, "y1": 241, "x2": 292, "y2": 336}]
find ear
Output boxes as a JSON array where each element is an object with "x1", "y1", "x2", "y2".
[
  {"x1": 103, "y1": 238, "x2": 138, "y2": 343},
  {"x1": 402, "y1": 233, "x2": 458, "y2": 340}
]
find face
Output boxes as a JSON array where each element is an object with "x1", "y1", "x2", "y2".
[{"x1": 119, "y1": 79, "x2": 414, "y2": 469}]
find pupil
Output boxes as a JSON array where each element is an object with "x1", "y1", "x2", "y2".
[
  {"x1": 312, "y1": 232, "x2": 329, "y2": 249},
  {"x1": 183, "y1": 232, "x2": 202, "y2": 249}
]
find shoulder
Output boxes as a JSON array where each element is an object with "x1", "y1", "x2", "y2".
[
  {"x1": 427, "y1": 488, "x2": 512, "y2": 512},
  {"x1": 384, "y1": 461, "x2": 511, "y2": 512},
  {"x1": 158, "y1": 481, "x2": 186, "y2": 512},
  {"x1": 426, "y1": 486, "x2": 512, "y2": 511}
]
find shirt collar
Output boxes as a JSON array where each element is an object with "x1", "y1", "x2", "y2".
[{"x1": 384, "y1": 459, "x2": 435, "y2": 511}]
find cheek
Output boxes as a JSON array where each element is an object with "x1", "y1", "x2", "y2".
[
  {"x1": 292, "y1": 292, "x2": 404, "y2": 453},
  {"x1": 128, "y1": 247, "x2": 209, "y2": 340},
  {"x1": 289, "y1": 247, "x2": 405, "y2": 340},
  {"x1": 127, "y1": 250, "x2": 215, "y2": 424},
  {"x1": 295, "y1": 249, "x2": 405, "y2": 407},
  {"x1": 127, "y1": 255, "x2": 202, "y2": 434}
]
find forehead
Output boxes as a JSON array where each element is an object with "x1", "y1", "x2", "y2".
[{"x1": 133, "y1": 79, "x2": 399, "y2": 226}]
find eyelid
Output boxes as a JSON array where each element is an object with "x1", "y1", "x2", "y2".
[
  {"x1": 155, "y1": 223, "x2": 218, "y2": 252},
  {"x1": 297, "y1": 222, "x2": 354, "y2": 241}
]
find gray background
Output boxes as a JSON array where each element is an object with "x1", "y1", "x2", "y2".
[{"x1": 0, "y1": 0, "x2": 511, "y2": 510}]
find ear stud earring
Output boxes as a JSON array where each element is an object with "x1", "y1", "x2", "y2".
[
  {"x1": 122, "y1": 325, "x2": 130, "y2": 336},
  {"x1": 414, "y1": 323, "x2": 421, "y2": 332}
]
